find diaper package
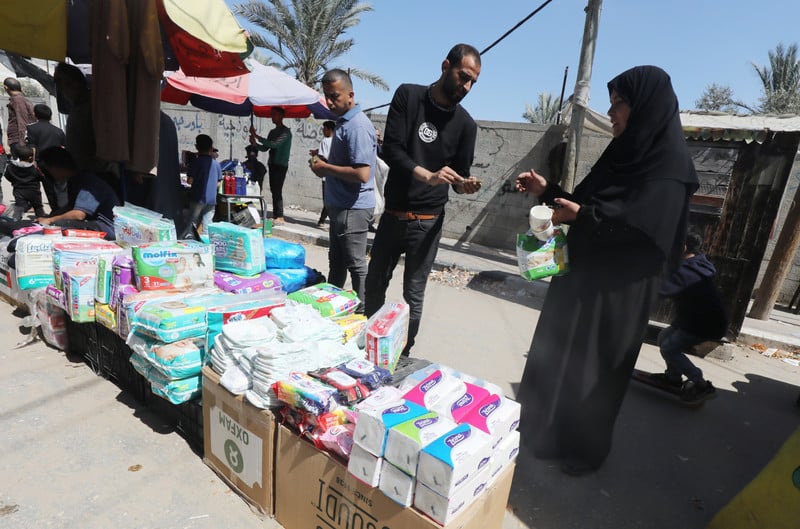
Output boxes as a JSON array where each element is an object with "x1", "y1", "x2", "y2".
[
  {"x1": 117, "y1": 288, "x2": 217, "y2": 339},
  {"x1": 132, "y1": 241, "x2": 214, "y2": 290},
  {"x1": 416, "y1": 423, "x2": 493, "y2": 498},
  {"x1": 127, "y1": 333, "x2": 206, "y2": 379},
  {"x1": 516, "y1": 228, "x2": 569, "y2": 281},
  {"x1": 264, "y1": 238, "x2": 305, "y2": 269},
  {"x1": 205, "y1": 291, "x2": 285, "y2": 352},
  {"x1": 15, "y1": 235, "x2": 59, "y2": 290},
  {"x1": 213, "y1": 270, "x2": 282, "y2": 295},
  {"x1": 209, "y1": 222, "x2": 266, "y2": 276},
  {"x1": 52, "y1": 240, "x2": 122, "y2": 289},
  {"x1": 113, "y1": 204, "x2": 177, "y2": 246},
  {"x1": 383, "y1": 412, "x2": 457, "y2": 476},
  {"x1": 131, "y1": 298, "x2": 207, "y2": 343},
  {"x1": 286, "y1": 283, "x2": 360, "y2": 318},
  {"x1": 365, "y1": 302, "x2": 409, "y2": 373},
  {"x1": 148, "y1": 371, "x2": 201, "y2": 404}
]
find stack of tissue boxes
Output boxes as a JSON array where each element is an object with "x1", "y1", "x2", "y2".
[{"x1": 348, "y1": 366, "x2": 521, "y2": 525}]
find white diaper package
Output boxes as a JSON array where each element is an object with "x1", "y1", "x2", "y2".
[
  {"x1": 113, "y1": 204, "x2": 177, "y2": 246},
  {"x1": 488, "y1": 429, "x2": 520, "y2": 485},
  {"x1": 52, "y1": 240, "x2": 122, "y2": 289},
  {"x1": 416, "y1": 423, "x2": 493, "y2": 498},
  {"x1": 347, "y1": 443, "x2": 383, "y2": 487},
  {"x1": 402, "y1": 369, "x2": 467, "y2": 413},
  {"x1": 209, "y1": 222, "x2": 266, "y2": 276},
  {"x1": 15, "y1": 235, "x2": 59, "y2": 290},
  {"x1": 383, "y1": 412, "x2": 456, "y2": 477},
  {"x1": 353, "y1": 398, "x2": 427, "y2": 457},
  {"x1": 413, "y1": 463, "x2": 491, "y2": 526},
  {"x1": 132, "y1": 241, "x2": 214, "y2": 290},
  {"x1": 461, "y1": 394, "x2": 521, "y2": 448},
  {"x1": 378, "y1": 461, "x2": 415, "y2": 507}
]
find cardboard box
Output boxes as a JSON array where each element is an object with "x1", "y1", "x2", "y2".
[
  {"x1": 202, "y1": 366, "x2": 276, "y2": 515},
  {"x1": 275, "y1": 424, "x2": 515, "y2": 529}
]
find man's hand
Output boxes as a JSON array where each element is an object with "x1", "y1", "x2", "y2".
[
  {"x1": 455, "y1": 177, "x2": 482, "y2": 194},
  {"x1": 36, "y1": 217, "x2": 53, "y2": 225},
  {"x1": 515, "y1": 169, "x2": 548, "y2": 196},
  {"x1": 417, "y1": 166, "x2": 463, "y2": 186},
  {"x1": 310, "y1": 156, "x2": 326, "y2": 177},
  {"x1": 552, "y1": 198, "x2": 580, "y2": 224}
]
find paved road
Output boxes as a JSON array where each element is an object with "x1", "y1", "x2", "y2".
[{"x1": 0, "y1": 239, "x2": 798, "y2": 529}]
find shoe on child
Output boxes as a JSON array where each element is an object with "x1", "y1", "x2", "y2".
[
  {"x1": 680, "y1": 380, "x2": 716, "y2": 402},
  {"x1": 648, "y1": 372, "x2": 683, "y2": 388}
]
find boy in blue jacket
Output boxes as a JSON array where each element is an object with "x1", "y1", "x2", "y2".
[{"x1": 653, "y1": 232, "x2": 728, "y2": 402}]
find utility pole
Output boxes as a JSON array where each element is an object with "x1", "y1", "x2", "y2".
[{"x1": 562, "y1": 0, "x2": 602, "y2": 192}]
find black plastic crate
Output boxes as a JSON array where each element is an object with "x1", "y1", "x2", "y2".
[
  {"x1": 66, "y1": 320, "x2": 103, "y2": 374},
  {"x1": 146, "y1": 392, "x2": 179, "y2": 428},
  {"x1": 176, "y1": 398, "x2": 204, "y2": 454}
]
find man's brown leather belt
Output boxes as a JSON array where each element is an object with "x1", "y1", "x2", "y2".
[{"x1": 385, "y1": 209, "x2": 438, "y2": 221}]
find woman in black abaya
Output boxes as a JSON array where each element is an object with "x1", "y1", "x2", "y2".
[{"x1": 514, "y1": 66, "x2": 698, "y2": 476}]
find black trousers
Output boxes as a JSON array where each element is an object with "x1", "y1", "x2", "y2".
[
  {"x1": 268, "y1": 163, "x2": 288, "y2": 218},
  {"x1": 11, "y1": 187, "x2": 45, "y2": 220}
]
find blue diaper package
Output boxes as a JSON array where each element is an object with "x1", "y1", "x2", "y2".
[
  {"x1": 209, "y1": 222, "x2": 266, "y2": 276},
  {"x1": 130, "y1": 298, "x2": 208, "y2": 343}
]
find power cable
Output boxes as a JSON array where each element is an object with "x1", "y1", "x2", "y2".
[{"x1": 363, "y1": 0, "x2": 558, "y2": 113}]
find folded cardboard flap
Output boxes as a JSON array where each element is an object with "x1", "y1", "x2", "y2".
[
  {"x1": 202, "y1": 366, "x2": 276, "y2": 515},
  {"x1": 275, "y1": 423, "x2": 514, "y2": 529}
]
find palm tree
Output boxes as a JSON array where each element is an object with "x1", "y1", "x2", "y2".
[
  {"x1": 523, "y1": 92, "x2": 562, "y2": 124},
  {"x1": 751, "y1": 43, "x2": 800, "y2": 114},
  {"x1": 234, "y1": 0, "x2": 388, "y2": 90}
]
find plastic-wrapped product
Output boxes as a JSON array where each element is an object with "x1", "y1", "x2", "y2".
[
  {"x1": 61, "y1": 267, "x2": 97, "y2": 322},
  {"x1": 319, "y1": 423, "x2": 355, "y2": 458},
  {"x1": 129, "y1": 351, "x2": 151, "y2": 377},
  {"x1": 132, "y1": 241, "x2": 214, "y2": 290},
  {"x1": 332, "y1": 313, "x2": 367, "y2": 343},
  {"x1": 148, "y1": 371, "x2": 201, "y2": 404},
  {"x1": 271, "y1": 372, "x2": 339, "y2": 415},
  {"x1": 213, "y1": 269, "x2": 282, "y2": 295},
  {"x1": 209, "y1": 222, "x2": 266, "y2": 276},
  {"x1": 516, "y1": 228, "x2": 569, "y2": 281},
  {"x1": 52, "y1": 240, "x2": 123, "y2": 290},
  {"x1": 127, "y1": 333, "x2": 206, "y2": 379},
  {"x1": 108, "y1": 255, "x2": 134, "y2": 311},
  {"x1": 268, "y1": 266, "x2": 322, "y2": 293},
  {"x1": 311, "y1": 367, "x2": 371, "y2": 404},
  {"x1": 131, "y1": 298, "x2": 207, "y2": 343},
  {"x1": 365, "y1": 302, "x2": 409, "y2": 373},
  {"x1": 286, "y1": 282, "x2": 360, "y2": 318},
  {"x1": 337, "y1": 358, "x2": 392, "y2": 390},
  {"x1": 33, "y1": 287, "x2": 68, "y2": 350},
  {"x1": 113, "y1": 204, "x2": 177, "y2": 246},
  {"x1": 263, "y1": 237, "x2": 305, "y2": 269},
  {"x1": 206, "y1": 292, "x2": 283, "y2": 351},
  {"x1": 15, "y1": 235, "x2": 59, "y2": 290},
  {"x1": 95, "y1": 303, "x2": 117, "y2": 332},
  {"x1": 45, "y1": 284, "x2": 66, "y2": 309},
  {"x1": 96, "y1": 249, "x2": 131, "y2": 305}
]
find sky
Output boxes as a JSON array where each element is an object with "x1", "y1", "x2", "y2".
[{"x1": 229, "y1": 0, "x2": 800, "y2": 123}]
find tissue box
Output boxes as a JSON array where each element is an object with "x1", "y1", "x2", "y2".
[
  {"x1": 416, "y1": 423, "x2": 493, "y2": 498},
  {"x1": 353, "y1": 398, "x2": 427, "y2": 457},
  {"x1": 403, "y1": 369, "x2": 467, "y2": 412},
  {"x1": 414, "y1": 463, "x2": 492, "y2": 526},
  {"x1": 429, "y1": 381, "x2": 492, "y2": 424},
  {"x1": 461, "y1": 394, "x2": 521, "y2": 448},
  {"x1": 347, "y1": 443, "x2": 382, "y2": 487},
  {"x1": 378, "y1": 461, "x2": 415, "y2": 507},
  {"x1": 383, "y1": 412, "x2": 456, "y2": 476},
  {"x1": 489, "y1": 429, "x2": 520, "y2": 485}
]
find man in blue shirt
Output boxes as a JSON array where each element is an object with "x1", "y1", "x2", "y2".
[
  {"x1": 35, "y1": 147, "x2": 121, "y2": 239},
  {"x1": 187, "y1": 134, "x2": 223, "y2": 235},
  {"x1": 310, "y1": 69, "x2": 376, "y2": 308}
]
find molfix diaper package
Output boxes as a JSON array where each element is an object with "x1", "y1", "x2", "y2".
[
  {"x1": 516, "y1": 227, "x2": 569, "y2": 281},
  {"x1": 208, "y1": 222, "x2": 266, "y2": 276},
  {"x1": 132, "y1": 241, "x2": 214, "y2": 290}
]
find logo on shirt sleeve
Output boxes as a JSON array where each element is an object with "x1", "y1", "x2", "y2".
[{"x1": 418, "y1": 122, "x2": 438, "y2": 143}]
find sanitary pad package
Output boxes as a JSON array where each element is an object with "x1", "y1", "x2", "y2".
[
  {"x1": 132, "y1": 241, "x2": 214, "y2": 290},
  {"x1": 365, "y1": 302, "x2": 409, "y2": 373},
  {"x1": 62, "y1": 267, "x2": 97, "y2": 322},
  {"x1": 213, "y1": 270, "x2": 282, "y2": 295},
  {"x1": 209, "y1": 222, "x2": 266, "y2": 276}
]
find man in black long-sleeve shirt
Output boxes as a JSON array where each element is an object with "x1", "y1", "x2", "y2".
[{"x1": 365, "y1": 44, "x2": 482, "y2": 357}]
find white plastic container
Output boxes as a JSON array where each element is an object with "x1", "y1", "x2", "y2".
[{"x1": 528, "y1": 205, "x2": 553, "y2": 232}]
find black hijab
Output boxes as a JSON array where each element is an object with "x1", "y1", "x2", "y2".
[{"x1": 574, "y1": 65, "x2": 698, "y2": 261}]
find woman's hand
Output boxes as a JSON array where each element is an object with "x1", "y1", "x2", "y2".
[
  {"x1": 552, "y1": 198, "x2": 580, "y2": 224},
  {"x1": 515, "y1": 169, "x2": 547, "y2": 196}
]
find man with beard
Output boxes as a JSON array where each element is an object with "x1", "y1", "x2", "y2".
[{"x1": 364, "y1": 43, "x2": 482, "y2": 357}]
